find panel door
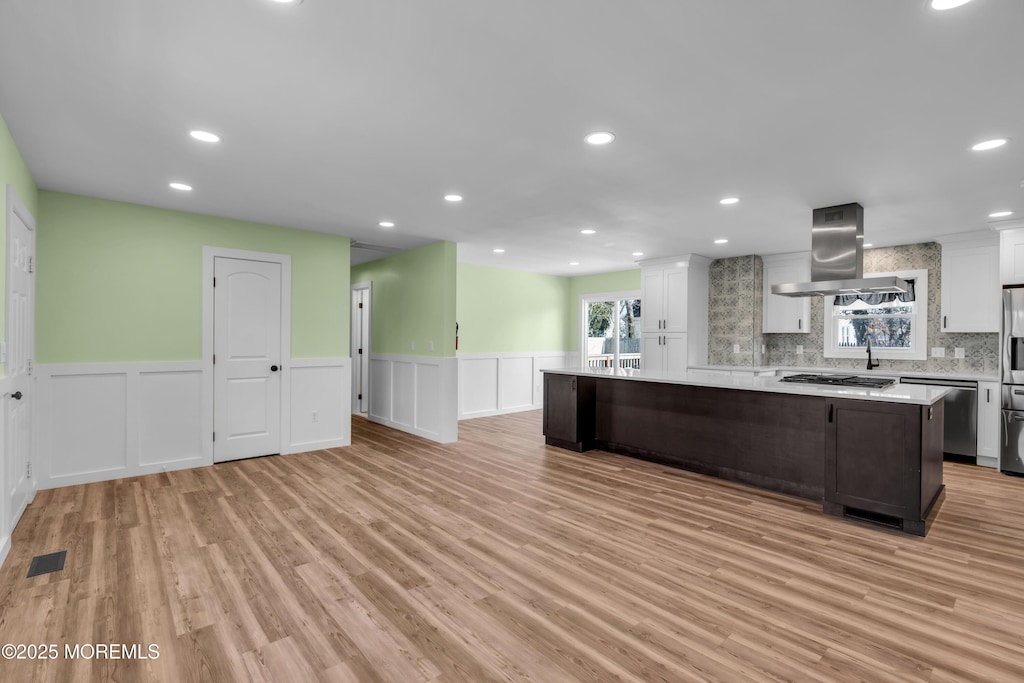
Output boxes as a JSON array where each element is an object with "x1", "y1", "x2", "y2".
[
  {"x1": 977, "y1": 381, "x2": 999, "y2": 461},
  {"x1": 825, "y1": 398, "x2": 919, "y2": 519},
  {"x1": 664, "y1": 333, "x2": 689, "y2": 375},
  {"x1": 542, "y1": 374, "x2": 577, "y2": 442},
  {"x1": 641, "y1": 335, "x2": 664, "y2": 372},
  {"x1": 1000, "y1": 228, "x2": 1024, "y2": 286},
  {"x1": 214, "y1": 257, "x2": 282, "y2": 462},
  {"x1": 663, "y1": 267, "x2": 689, "y2": 332},
  {"x1": 6, "y1": 201, "x2": 34, "y2": 530},
  {"x1": 640, "y1": 268, "x2": 665, "y2": 333},
  {"x1": 941, "y1": 245, "x2": 999, "y2": 332},
  {"x1": 763, "y1": 257, "x2": 811, "y2": 333}
]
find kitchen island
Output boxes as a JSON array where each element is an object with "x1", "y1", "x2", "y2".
[{"x1": 543, "y1": 368, "x2": 950, "y2": 536}]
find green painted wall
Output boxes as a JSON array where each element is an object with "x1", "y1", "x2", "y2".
[
  {"x1": 36, "y1": 191, "x2": 350, "y2": 363},
  {"x1": 1, "y1": 113, "x2": 39, "y2": 375},
  {"x1": 351, "y1": 241, "x2": 457, "y2": 357},
  {"x1": 566, "y1": 269, "x2": 642, "y2": 352},
  {"x1": 456, "y1": 263, "x2": 571, "y2": 353}
]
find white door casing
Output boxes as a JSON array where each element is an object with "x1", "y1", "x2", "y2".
[
  {"x1": 5, "y1": 185, "x2": 35, "y2": 533},
  {"x1": 351, "y1": 281, "x2": 371, "y2": 414},
  {"x1": 213, "y1": 256, "x2": 283, "y2": 462}
]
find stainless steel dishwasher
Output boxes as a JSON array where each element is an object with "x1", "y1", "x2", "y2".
[{"x1": 900, "y1": 377, "x2": 978, "y2": 457}]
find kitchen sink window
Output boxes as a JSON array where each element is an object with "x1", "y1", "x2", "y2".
[
  {"x1": 824, "y1": 269, "x2": 928, "y2": 361},
  {"x1": 580, "y1": 292, "x2": 642, "y2": 369}
]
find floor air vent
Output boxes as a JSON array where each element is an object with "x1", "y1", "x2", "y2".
[
  {"x1": 843, "y1": 507, "x2": 903, "y2": 531},
  {"x1": 27, "y1": 550, "x2": 67, "y2": 578}
]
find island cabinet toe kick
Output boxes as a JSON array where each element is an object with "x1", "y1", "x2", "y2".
[{"x1": 542, "y1": 371, "x2": 945, "y2": 536}]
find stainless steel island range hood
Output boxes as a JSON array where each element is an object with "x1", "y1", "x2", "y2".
[{"x1": 771, "y1": 203, "x2": 909, "y2": 298}]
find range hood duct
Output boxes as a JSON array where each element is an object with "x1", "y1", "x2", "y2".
[{"x1": 771, "y1": 203, "x2": 909, "y2": 298}]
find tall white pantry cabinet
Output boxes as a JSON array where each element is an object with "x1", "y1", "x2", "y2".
[{"x1": 638, "y1": 254, "x2": 710, "y2": 373}]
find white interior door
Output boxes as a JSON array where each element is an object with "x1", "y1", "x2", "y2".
[
  {"x1": 6, "y1": 188, "x2": 35, "y2": 530},
  {"x1": 214, "y1": 257, "x2": 282, "y2": 463},
  {"x1": 351, "y1": 285, "x2": 370, "y2": 414}
]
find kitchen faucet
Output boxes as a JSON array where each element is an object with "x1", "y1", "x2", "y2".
[{"x1": 866, "y1": 336, "x2": 879, "y2": 370}]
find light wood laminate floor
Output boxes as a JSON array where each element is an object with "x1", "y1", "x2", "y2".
[{"x1": 2, "y1": 411, "x2": 1024, "y2": 682}]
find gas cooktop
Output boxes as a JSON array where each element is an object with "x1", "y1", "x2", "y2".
[{"x1": 779, "y1": 373, "x2": 896, "y2": 389}]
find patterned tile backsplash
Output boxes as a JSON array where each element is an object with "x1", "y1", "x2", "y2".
[
  {"x1": 708, "y1": 255, "x2": 765, "y2": 366},
  {"x1": 707, "y1": 242, "x2": 999, "y2": 375}
]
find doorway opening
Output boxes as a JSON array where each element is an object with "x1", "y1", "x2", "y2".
[
  {"x1": 351, "y1": 282, "x2": 371, "y2": 415},
  {"x1": 579, "y1": 291, "x2": 642, "y2": 369}
]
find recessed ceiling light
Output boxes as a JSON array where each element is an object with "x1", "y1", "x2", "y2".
[
  {"x1": 189, "y1": 130, "x2": 221, "y2": 143},
  {"x1": 864, "y1": 243, "x2": 874, "y2": 247},
  {"x1": 169, "y1": 182, "x2": 192, "y2": 191},
  {"x1": 569, "y1": 261, "x2": 580, "y2": 266},
  {"x1": 714, "y1": 239, "x2": 728, "y2": 244},
  {"x1": 493, "y1": 248, "x2": 505, "y2": 253},
  {"x1": 379, "y1": 221, "x2": 395, "y2": 228},
  {"x1": 972, "y1": 138, "x2": 1009, "y2": 151},
  {"x1": 720, "y1": 197, "x2": 740, "y2": 205},
  {"x1": 580, "y1": 229, "x2": 596, "y2": 235},
  {"x1": 989, "y1": 211, "x2": 1014, "y2": 218},
  {"x1": 929, "y1": 0, "x2": 972, "y2": 9},
  {"x1": 584, "y1": 132, "x2": 615, "y2": 145},
  {"x1": 444, "y1": 194, "x2": 463, "y2": 202},
  {"x1": 632, "y1": 252, "x2": 644, "y2": 257}
]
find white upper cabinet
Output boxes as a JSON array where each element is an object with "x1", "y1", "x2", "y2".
[
  {"x1": 638, "y1": 254, "x2": 710, "y2": 368},
  {"x1": 1000, "y1": 227, "x2": 1024, "y2": 286},
  {"x1": 941, "y1": 237, "x2": 999, "y2": 333},
  {"x1": 762, "y1": 252, "x2": 811, "y2": 334}
]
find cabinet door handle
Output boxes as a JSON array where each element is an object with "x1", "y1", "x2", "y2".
[
  {"x1": 798, "y1": 318, "x2": 802, "y2": 330},
  {"x1": 943, "y1": 315, "x2": 947, "y2": 330},
  {"x1": 571, "y1": 379, "x2": 576, "y2": 391},
  {"x1": 828, "y1": 404, "x2": 833, "y2": 423},
  {"x1": 987, "y1": 388, "x2": 991, "y2": 403}
]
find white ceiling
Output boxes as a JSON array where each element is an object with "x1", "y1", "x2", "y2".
[{"x1": 1, "y1": 0, "x2": 1022, "y2": 275}]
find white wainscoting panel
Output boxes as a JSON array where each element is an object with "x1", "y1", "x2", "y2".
[
  {"x1": 460, "y1": 358, "x2": 499, "y2": 415},
  {"x1": 36, "y1": 362, "x2": 205, "y2": 489},
  {"x1": 367, "y1": 354, "x2": 457, "y2": 443},
  {"x1": 369, "y1": 359, "x2": 392, "y2": 422},
  {"x1": 50, "y1": 373, "x2": 128, "y2": 478},
  {"x1": 138, "y1": 370, "x2": 203, "y2": 466},
  {"x1": 285, "y1": 358, "x2": 351, "y2": 454},
  {"x1": 392, "y1": 361, "x2": 416, "y2": 427},
  {"x1": 500, "y1": 357, "x2": 535, "y2": 411},
  {"x1": 35, "y1": 359, "x2": 352, "y2": 490},
  {"x1": 457, "y1": 352, "x2": 575, "y2": 420}
]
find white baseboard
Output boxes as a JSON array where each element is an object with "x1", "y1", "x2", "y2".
[
  {"x1": 457, "y1": 351, "x2": 575, "y2": 420},
  {"x1": 367, "y1": 354, "x2": 458, "y2": 443},
  {"x1": 35, "y1": 359, "x2": 352, "y2": 490}
]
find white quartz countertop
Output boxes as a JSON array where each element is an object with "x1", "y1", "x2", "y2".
[
  {"x1": 687, "y1": 364, "x2": 998, "y2": 383},
  {"x1": 543, "y1": 367, "x2": 952, "y2": 405}
]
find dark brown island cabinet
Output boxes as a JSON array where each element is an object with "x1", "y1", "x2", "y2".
[{"x1": 543, "y1": 371, "x2": 946, "y2": 536}]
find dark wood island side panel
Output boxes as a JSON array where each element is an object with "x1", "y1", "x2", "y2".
[
  {"x1": 593, "y1": 378, "x2": 825, "y2": 499},
  {"x1": 543, "y1": 372, "x2": 946, "y2": 536}
]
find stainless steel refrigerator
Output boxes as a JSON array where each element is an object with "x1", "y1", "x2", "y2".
[{"x1": 1001, "y1": 287, "x2": 1024, "y2": 474}]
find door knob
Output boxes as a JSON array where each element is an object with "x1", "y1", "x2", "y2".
[
  {"x1": 11, "y1": 391, "x2": 22, "y2": 400},
  {"x1": 270, "y1": 365, "x2": 279, "y2": 372}
]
